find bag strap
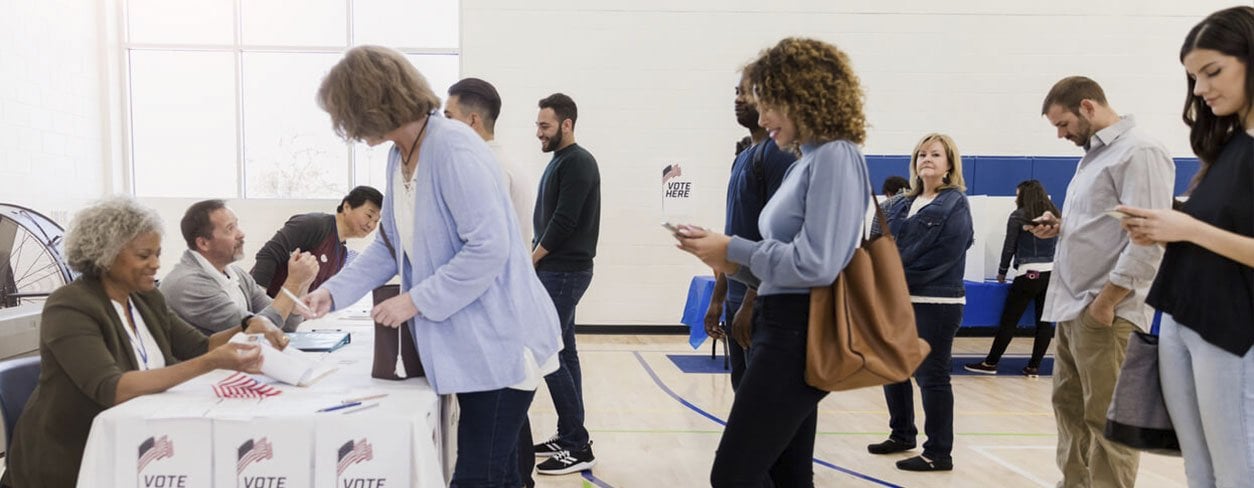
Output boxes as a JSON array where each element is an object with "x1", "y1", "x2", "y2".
[
  {"x1": 864, "y1": 170, "x2": 893, "y2": 240},
  {"x1": 378, "y1": 222, "x2": 397, "y2": 257}
]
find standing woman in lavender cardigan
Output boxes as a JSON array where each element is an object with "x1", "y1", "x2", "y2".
[{"x1": 303, "y1": 46, "x2": 561, "y2": 488}]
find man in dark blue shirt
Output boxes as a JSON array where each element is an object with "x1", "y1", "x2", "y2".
[
  {"x1": 530, "y1": 93, "x2": 602, "y2": 475},
  {"x1": 703, "y1": 74, "x2": 796, "y2": 390}
]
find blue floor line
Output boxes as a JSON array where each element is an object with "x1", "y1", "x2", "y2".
[
  {"x1": 631, "y1": 351, "x2": 904, "y2": 488},
  {"x1": 580, "y1": 470, "x2": 615, "y2": 487}
]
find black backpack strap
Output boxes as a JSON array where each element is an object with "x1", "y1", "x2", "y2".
[{"x1": 751, "y1": 141, "x2": 769, "y2": 203}]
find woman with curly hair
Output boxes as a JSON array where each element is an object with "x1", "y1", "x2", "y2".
[
  {"x1": 674, "y1": 37, "x2": 871, "y2": 487},
  {"x1": 0, "y1": 197, "x2": 277, "y2": 488}
]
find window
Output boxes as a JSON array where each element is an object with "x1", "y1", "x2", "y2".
[{"x1": 124, "y1": 0, "x2": 460, "y2": 198}]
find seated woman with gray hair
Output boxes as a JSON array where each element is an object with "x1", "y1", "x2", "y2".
[{"x1": 0, "y1": 196, "x2": 284, "y2": 488}]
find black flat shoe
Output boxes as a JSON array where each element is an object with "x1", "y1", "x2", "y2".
[
  {"x1": 896, "y1": 455, "x2": 953, "y2": 471},
  {"x1": 867, "y1": 438, "x2": 916, "y2": 455}
]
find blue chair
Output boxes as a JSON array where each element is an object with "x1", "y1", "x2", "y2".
[{"x1": 0, "y1": 355, "x2": 39, "y2": 452}]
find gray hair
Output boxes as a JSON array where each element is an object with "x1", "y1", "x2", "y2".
[{"x1": 64, "y1": 196, "x2": 163, "y2": 278}]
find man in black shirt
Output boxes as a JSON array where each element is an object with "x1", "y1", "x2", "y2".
[{"x1": 530, "y1": 93, "x2": 601, "y2": 475}]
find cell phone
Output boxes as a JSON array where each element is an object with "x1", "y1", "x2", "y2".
[
  {"x1": 1104, "y1": 209, "x2": 1131, "y2": 220},
  {"x1": 661, "y1": 222, "x2": 682, "y2": 234}
]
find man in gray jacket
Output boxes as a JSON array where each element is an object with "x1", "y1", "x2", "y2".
[{"x1": 161, "y1": 199, "x2": 318, "y2": 335}]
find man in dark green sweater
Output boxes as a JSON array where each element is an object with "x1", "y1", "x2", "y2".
[{"x1": 530, "y1": 93, "x2": 602, "y2": 475}]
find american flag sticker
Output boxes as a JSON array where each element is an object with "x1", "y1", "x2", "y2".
[
  {"x1": 137, "y1": 435, "x2": 174, "y2": 474},
  {"x1": 237, "y1": 437, "x2": 274, "y2": 475},
  {"x1": 336, "y1": 438, "x2": 374, "y2": 477}
]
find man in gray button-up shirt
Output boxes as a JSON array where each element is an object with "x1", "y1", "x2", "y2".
[
  {"x1": 1034, "y1": 76, "x2": 1173, "y2": 488},
  {"x1": 161, "y1": 199, "x2": 316, "y2": 335}
]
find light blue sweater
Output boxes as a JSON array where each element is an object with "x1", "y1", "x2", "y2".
[
  {"x1": 320, "y1": 116, "x2": 561, "y2": 394},
  {"x1": 726, "y1": 140, "x2": 870, "y2": 296}
]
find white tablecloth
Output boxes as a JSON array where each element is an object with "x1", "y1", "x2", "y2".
[{"x1": 76, "y1": 310, "x2": 446, "y2": 488}]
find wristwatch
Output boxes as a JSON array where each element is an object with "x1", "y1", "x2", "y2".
[{"x1": 239, "y1": 313, "x2": 256, "y2": 334}]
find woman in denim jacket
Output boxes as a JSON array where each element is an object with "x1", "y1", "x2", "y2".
[
  {"x1": 867, "y1": 133, "x2": 973, "y2": 472},
  {"x1": 966, "y1": 180, "x2": 1057, "y2": 377}
]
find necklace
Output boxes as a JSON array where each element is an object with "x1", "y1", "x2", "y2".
[{"x1": 401, "y1": 116, "x2": 430, "y2": 190}]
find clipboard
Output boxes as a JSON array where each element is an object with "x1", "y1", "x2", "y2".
[{"x1": 285, "y1": 331, "x2": 351, "y2": 353}]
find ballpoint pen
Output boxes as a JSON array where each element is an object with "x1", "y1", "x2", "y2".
[
  {"x1": 317, "y1": 401, "x2": 361, "y2": 413},
  {"x1": 342, "y1": 393, "x2": 389, "y2": 404},
  {"x1": 281, "y1": 287, "x2": 317, "y2": 315},
  {"x1": 340, "y1": 402, "x2": 380, "y2": 415}
]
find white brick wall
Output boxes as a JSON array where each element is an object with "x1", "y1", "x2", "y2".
[
  {"x1": 464, "y1": 0, "x2": 1233, "y2": 326},
  {"x1": 0, "y1": 0, "x2": 109, "y2": 225},
  {"x1": 3, "y1": 1, "x2": 1233, "y2": 327}
]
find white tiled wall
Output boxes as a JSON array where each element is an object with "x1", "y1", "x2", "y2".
[
  {"x1": 2, "y1": 1, "x2": 1235, "y2": 327},
  {"x1": 0, "y1": 0, "x2": 112, "y2": 224},
  {"x1": 463, "y1": 0, "x2": 1232, "y2": 326}
]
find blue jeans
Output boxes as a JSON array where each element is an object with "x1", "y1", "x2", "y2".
[
  {"x1": 452, "y1": 387, "x2": 536, "y2": 488},
  {"x1": 1158, "y1": 313, "x2": 1254, "y2": 488},
  {"x1": 722, "y1": 296, "x2": 749, "y2": 390},
  {"x1": 537, "y1": 270, "x2": 593, "y2": 450},
  {"x1": 882, "y1": 302, "x2": 962, "y2": 461},
  {"x1": 711, "y1": 294, "x2": 828, "y2": 487}
]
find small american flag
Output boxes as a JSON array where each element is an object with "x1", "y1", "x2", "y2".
[
  {"x1": 336, "y1": 439, "x2": 374, "y2": 477},
  {"x1": 137, "y1": 435, "x2": 174, "y2": 474},
  {"x1": 237, "y1": 437, "x2": 274, "y2": 475},
  {"x1": 213, "y1": 372, "x2": 281, "y2": 398},
  {"x1": 662, "y1": 164, "x2": 683, "y2": 184}
]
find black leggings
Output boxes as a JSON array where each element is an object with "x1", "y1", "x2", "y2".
[
  {"x1": 984, "y1": 271, "x2": 1053, "y2": 367},
  {"x1": 710, "y1": 294, "x2": 828, "y2": 487}
]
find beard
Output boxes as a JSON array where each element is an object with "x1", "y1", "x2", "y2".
[
  {"x1": 1069, "y1": 117, "x2": 1094, "y2": 147},
  {"x1": 542, "y1": 129, "x2": 565, "y2": 153},
  {"x1": 736, "y1": 104, "x2": 760, "y2": 131}
]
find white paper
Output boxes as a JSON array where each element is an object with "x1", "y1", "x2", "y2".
[{"x1": 231, "y1": 334, "x2": 337, "y2": 387}]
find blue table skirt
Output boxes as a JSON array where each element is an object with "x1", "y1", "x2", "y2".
[
  {"x1": 681, "y1": 276, "x2": 717, "y2": 349},
  {"x1": 682, "y1": 277, "x2": 1037, "y2": 349}
]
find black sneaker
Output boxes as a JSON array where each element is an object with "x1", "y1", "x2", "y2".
[
  {"x1": 533, "y1": 435, "x2": 561, "y2": 458},
  {"x1": 963, "y1": 361, "x2": 997, "y2": 374},
  {"x1": 1022, "y1": 366, "x2": 1040, "y2": 377},
  {"x1": 536, "y1": 443, "x2": 597, "y2": 475},
  {"x1": 867, "y1": 438, "x2": 916, "y2": 455},
  {"x1": 896, "y1": 455, "x2": 953, "y2": 471}
]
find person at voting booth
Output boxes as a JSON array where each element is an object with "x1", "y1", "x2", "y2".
[
  {"x1": 304, "y1": 45, "x2": 561, "y2": 488},
  {"x1": 1, "y1": 197, "x2": 282, "y2": 488}
]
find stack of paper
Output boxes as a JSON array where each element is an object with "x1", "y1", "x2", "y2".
[{"x1": 229, "y1": 334, "x2": 337, "y2": 387}]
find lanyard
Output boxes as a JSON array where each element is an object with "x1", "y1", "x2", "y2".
[{"x1": 120, "y1": 300, "x2": 151, "y2": 370}]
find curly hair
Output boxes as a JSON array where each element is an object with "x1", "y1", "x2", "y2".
[
  {"x1": 64, "y1": 196, "x2": 163, "y2": 278},
  {"x1": 744, "y1": 37, "x2": 867, "y2": 150},
  {"x1": 317, "y1": 45, "x2": 441, "y2": 141}
]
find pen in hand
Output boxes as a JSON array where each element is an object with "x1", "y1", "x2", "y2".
[{"x1": 281, "y1": 287, "x2": 317, "y2": 316}]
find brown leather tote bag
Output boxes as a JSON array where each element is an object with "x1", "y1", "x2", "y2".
[{"x1": 805, "y1": 175, "x2": 930, "y2": 392}]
